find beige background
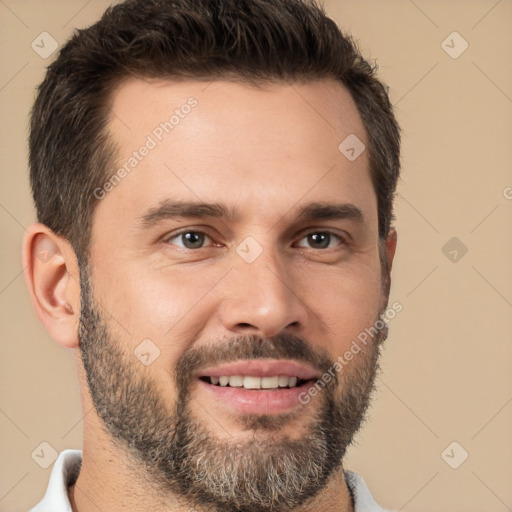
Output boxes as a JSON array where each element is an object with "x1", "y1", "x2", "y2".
[{"x1": 1, "y1": 1, "x2": 511, "y2": 511}]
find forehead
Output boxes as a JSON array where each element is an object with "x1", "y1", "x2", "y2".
[
  {"x1": 97, "y1": 77, "x2": 376, "y2": 231},
  {"x1": 108, "y1": 77, "x2": 365, "y2": 154}
]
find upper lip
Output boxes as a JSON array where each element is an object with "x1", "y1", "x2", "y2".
[{"x1": 196, "y1": 359, "x2": 319, "y2": 380}]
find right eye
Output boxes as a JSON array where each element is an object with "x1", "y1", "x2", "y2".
[{"x1": 165, "y1": 231, "x2": 213, "y2": 249}]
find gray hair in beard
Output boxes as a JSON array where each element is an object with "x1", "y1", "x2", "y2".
[{"x1": 77, "y1": 264, "x2": 382, "y2": 512}]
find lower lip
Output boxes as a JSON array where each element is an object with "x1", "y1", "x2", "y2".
[{"x1": 197, "y1": 379, "x2": 311, "y2": 415}]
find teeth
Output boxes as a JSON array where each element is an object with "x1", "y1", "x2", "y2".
[
  {"x1": 278, "y1": 376, "x2": 289, "y2": 387},
  {"x1": 228, "y1": 375, "x2": 243, "y2": 387},
  {"x1": 209, "y1": 375, "x2": 301, "y2": 389},
  {"x1": 261, "y1": 376, "x2": 279, "y2": 389},
  {"x1": 243, "y1": 376, "x2": 261, "y2": 389}
]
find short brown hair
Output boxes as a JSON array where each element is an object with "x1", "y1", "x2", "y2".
[{"x1": 29, "y1": 0, "x2": 400, "y2": 263}]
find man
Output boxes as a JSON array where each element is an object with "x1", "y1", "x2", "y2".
[{"x1": 23, "y1": 0, "x2": 400, "y2": 510}]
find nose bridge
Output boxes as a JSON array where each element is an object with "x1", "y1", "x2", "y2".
[{"x1": 219, "y1": 240, "x2": 307, "y2": 337}]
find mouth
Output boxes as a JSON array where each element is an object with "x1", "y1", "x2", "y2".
[
  {"x1": 194, "y1": 359, "x2": 319, "y2": 415},
  {"x1": 200, "y1": 375, "x2": 308, "y2": 389}
]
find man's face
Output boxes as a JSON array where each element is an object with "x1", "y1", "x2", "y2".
[{"x1": 79, "y1": 78, "x2": 391, "y2": 511}]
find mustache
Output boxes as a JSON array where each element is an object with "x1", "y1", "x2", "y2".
[{"x1": 175, "y1": 333, "x2": 335, "y2": 390}]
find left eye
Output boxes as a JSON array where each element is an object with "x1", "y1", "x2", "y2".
[
  {"x1": 296, "y1": 232, "x2": 343, "y2": 250},
  {"x1": 167, "y1": 231, "x2": 213, "y2": 249}
]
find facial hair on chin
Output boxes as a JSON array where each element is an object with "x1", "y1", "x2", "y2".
[{"x1": 78, "y1": 265, "x2": 382, "y2": 512}]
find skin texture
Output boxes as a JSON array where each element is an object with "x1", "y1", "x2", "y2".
[{"x1": 23, "y1": 78, "x2": 397, "y2": 512}]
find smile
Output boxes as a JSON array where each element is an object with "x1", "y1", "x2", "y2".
[
  {"x1": 195, "y1": 359, "x2": 319, "y2": 414},
  {"x1": 201, "y1": 375, "x2": 307, "y2": 389}
]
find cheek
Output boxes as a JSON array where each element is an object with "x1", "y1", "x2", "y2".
[
  {"x1": 92, "y1": 259, "x2": 227, "y2": 356},
  {"x1": 300, "y1": 259, "x2": 383, "y2": 353}
]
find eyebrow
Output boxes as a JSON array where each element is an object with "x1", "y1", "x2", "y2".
[
  {"x1": 137, "y1": 201, "x2": 239, "y2": 228},
  {"x1": 294, "y1": 202, "x2": 365, "y2": 224},
  {"x1": 136, "y1": 200, "x2": 365, "y2": 229}
]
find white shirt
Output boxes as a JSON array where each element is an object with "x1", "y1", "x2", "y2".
[{"x1": 29, "y1": 449, "x2": 395, "y2": 512}]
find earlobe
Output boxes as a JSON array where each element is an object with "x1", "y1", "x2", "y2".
[{"x1": 22, "y1": 224, "x2": 81, "y2": 348}]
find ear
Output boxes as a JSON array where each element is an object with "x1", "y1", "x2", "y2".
[
  {"x1": 22, "y1": 223, "x2": 81, "y2": 348},
  {"x1": 380, "y1": 227, "x2": 398, "y2": 311},
  {"x1": 385, "y1": 227, "x2": 397, "y2": 273}
]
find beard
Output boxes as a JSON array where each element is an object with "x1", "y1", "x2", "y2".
[{"x1": 77, "y1": 265, "x2": 383, "y2": 512}]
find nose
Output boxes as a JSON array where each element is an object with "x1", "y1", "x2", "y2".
[{"x1": 218, "y1": 248, "x2": 308, "y2": 338}]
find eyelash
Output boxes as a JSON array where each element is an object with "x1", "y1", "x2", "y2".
[{"x1": 164, "y1": 229, "x2": 347, "y2": 251}]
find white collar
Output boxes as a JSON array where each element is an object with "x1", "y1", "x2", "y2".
[{"x1": 30, "y1": 450, "x2": 392, "y2": 512}]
